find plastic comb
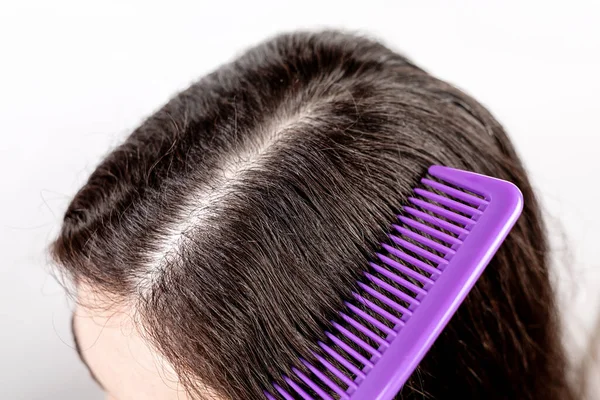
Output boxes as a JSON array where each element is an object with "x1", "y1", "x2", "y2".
[{"x1": 265, "y1": 165, "x2": 523, "y2": 400}]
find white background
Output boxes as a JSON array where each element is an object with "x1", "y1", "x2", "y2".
[{"x1": 1, "y1": 1, "x2": 599, "y2": 399}]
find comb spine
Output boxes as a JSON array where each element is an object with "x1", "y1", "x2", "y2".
[{"x1": 348, "y1": 168, "x2": 523, "y2": 400}]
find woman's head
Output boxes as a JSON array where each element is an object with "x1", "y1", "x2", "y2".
[{"x1": 52, "y1": 31, "x2": 572, "y2": 399}]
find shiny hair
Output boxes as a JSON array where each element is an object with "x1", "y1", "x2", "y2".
[{"x1": 52, "y1": 31, "x2": 574, "y2": 399}]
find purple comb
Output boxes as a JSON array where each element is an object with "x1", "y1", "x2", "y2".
[{"x1": 265, "y1": 165, "x2": 523, "y2": 400}]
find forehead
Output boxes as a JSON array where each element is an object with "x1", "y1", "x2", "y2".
[{"x1": 73, "y1": 285, "x2": 190, "y2": 400}]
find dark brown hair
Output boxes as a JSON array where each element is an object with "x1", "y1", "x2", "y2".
[{"x1": 52, "y1": 31, "x2": 574, "y2": 399}]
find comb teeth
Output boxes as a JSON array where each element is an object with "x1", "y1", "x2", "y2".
[{"x1": 266, "y1": 166, "x2": 522, "y2": 400}]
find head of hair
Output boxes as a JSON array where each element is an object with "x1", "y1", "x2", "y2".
[{"x1": 52, "y1": 31, "x2": 573, "y2": 399}]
